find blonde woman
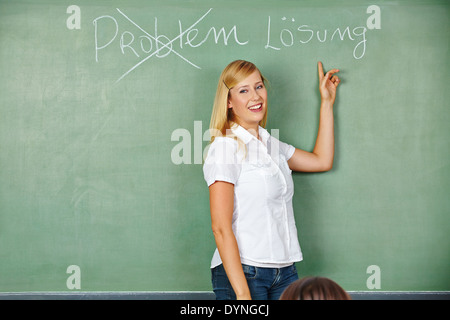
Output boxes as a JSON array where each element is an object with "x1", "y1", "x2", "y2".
[{"x1": 203, "y1": 60, "x2": 340, "y2": 300}]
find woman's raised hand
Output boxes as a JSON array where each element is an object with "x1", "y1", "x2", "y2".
[{"x1": 318, "y1": 61, "x2": 340, "y2": 105}]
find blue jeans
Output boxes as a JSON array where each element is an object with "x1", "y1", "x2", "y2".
[{"x1": 211, "y1": 263, "x2": 298, "y2": 300}]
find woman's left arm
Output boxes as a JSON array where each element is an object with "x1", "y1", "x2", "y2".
[{"x1": 288, "y1": 61, "x2": 341, "y2": 172}]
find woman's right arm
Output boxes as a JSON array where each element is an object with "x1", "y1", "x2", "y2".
[{"x1": 209, "y1": 181, "x2": 251, "y2": 300}]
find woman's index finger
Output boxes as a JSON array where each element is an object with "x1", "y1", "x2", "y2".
[{"x1": 318, "y1": 61, "x2": 324, "y2": 79}]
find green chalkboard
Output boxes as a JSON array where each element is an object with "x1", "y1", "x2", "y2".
[{"x1": 0, "y1": 0, "x2": 449, "y2": 292}]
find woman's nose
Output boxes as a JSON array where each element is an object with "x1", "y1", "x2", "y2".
[{"x1": 251, "y1": 89, "x2": 261, "y2": 100}]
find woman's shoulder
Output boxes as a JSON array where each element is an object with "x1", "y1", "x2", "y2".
[
  {"x1": 268, "y1": 135, "x2": 296, "y2": 160},
  {"x1": 205, "y1": 136, "x2": 242, "y2": 164}
]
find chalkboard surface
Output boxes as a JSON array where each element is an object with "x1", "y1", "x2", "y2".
[{"x1": 0, "y1": 0, "x2": 449, "y2": 292}]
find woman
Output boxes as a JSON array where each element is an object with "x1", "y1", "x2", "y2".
[
  {"x1": 203, "y1": 60, "x2": 340, "y2": 300},
  {"x1": 280, "y1": 276, "x2": 351, "y2": 300}
]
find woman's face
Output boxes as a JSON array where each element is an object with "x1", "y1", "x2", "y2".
[{"x1": 228, "y1": 70, "x2": 267, "y2": 131}]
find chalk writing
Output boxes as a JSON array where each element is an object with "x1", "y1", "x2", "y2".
[
  {"x1": 265, "y1": 16, "x2": 367, "y2": 59},
  {"x1": 93, "y1": 8, "x2": 376, "y2": 82},
  {"x1": 94, "y1": 8, "x2": 248, "y2": 83}
]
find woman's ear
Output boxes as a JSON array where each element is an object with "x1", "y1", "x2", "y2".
[{"x1": 227, "y1": 100, "x2": 232, "y2": 109}]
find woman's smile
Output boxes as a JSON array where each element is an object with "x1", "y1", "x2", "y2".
[{"x1": 248, "y1": 103, "x2": 263, "y2": 112}]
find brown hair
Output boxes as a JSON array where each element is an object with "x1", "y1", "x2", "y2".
[{"x1": 280, "y1": 276, "x2": 351, "y2": 300}]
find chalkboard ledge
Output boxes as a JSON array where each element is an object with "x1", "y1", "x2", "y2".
[{"x1": 0, "y1": 291, "x2": 449, "y2": 300}]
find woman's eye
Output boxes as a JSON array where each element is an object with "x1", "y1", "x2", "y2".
[{"x1": 239, "y1": 89, "x2": 247, "y2": 94}]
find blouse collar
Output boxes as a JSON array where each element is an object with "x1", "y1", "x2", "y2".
[{"x1": 231, "y1": 123, "x2": 270, "y2": 145}]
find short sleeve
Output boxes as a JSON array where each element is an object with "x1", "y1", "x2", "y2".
[
  {"x1": 203, "y1": 137, "x2": 242, "y2": 187},
  {"x1": 279, "y1": 140, "x2": 296, "y2": 160}
]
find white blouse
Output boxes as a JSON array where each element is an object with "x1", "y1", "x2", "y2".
[{"x1": 203, "y1": 124, "x2": 303, "y2": 268}]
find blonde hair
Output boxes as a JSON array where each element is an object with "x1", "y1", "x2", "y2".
[{"x1": 209, "y1": 60, "x2": 267, "y2": 142}]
